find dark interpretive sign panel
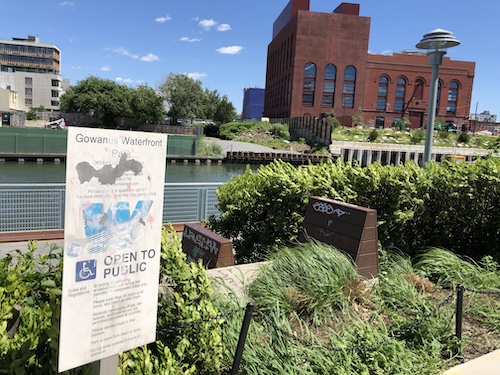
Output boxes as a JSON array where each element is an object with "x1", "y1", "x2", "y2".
[
  {"x1": 300, "y1": 196, "x2": 379, "y2": 278},
  {"x1": 182, "y1": 223, "x2": 234, "y2": 269}
]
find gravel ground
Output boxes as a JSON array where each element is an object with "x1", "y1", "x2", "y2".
[{"x1": 203, "y1": 139, "x2": 299, "y2": 154}]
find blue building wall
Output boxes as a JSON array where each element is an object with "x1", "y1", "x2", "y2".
[{"x1": 242, "y1": 88, "x2": 265, "y2": 120}]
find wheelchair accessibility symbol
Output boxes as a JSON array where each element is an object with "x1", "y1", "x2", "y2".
[{"x1": 76, "y1": 260, "x2": 97, "y2": 282}]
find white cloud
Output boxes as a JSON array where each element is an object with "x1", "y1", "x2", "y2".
[
  {"x1": 216, "y1": 45, "x2": 243, "y2": 55},
  {"x1": 180, "y1": 37, "x2": 202, "y2": 43},
  {"x1": 382, "y1": 49, "x2": 393, "y2": 56},
  {"x1": 108, "y1": 47, "x2": 158, "y2": 62},
  {"x1": 186, "y1": 72, "x2": 207, "y2": 80},
  {"x1": 141, "y1": 53, "x2": 159, "y2": 62},
  {"x1": 155, "y1": 15, "x2": 172, "y2": 23},
  {"x1": 217, "y1": 24, "x2": 231, "y2": 32},
  {"x1": 115, "y1": 77, "x2": 134, "y2": 84},
  {"x1": 112, "y1": 47, "x2": 139, "y2": 59},
  {"x1": 199, "y1": 19, "x2": 217, "y2": 30},
  {"x1": 100, "y1": 66, "x2": 112, "y2": 71},
  {"x1": 59, "y1": 1, "x2": 75, "y2": 8}
]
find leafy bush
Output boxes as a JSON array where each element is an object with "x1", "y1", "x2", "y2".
[
  {"x1": 0, "y1": 226, "x2": 225, "y2": 374},
  {"x1": 218, "y1": 122, "x2": 254, "y2": 140},
  {"x1": 457, "y1": 131, "x2": 471, "y2": 143},
  {"x1": 270, "y1": 123, "x2": 290, "y2": 140},
  {"x1": 209, "y1": 158, "x2": 500, "y2": 262},
  {"x1": 26, "y1": 108, "x2": 38, "y2": 120},
  {"x1": 367, "y1": 128, "x2": 379, "y2": 142},
  {"x1": 120, "y1": 225, "x2": 224, "y2": 374},
  {"x1": 410, "y1": 130, "x2": 425, "y2": 144}
]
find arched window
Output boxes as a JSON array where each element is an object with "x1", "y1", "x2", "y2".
[
  {"x1": 376, "y1": 76, "x2": 389, "y2": 111},
  {"x1": 342, "y1": 65, "x2": 356, "y2": 108},
  {"x1": 414, "y1": 78, "x2": 424, "y2": 100},
  {"x1": 447, "y1": 81, "x2": 459, "y2": 115},
  {"x1": 322, "y1": 64, "x2": 336, "y2": 107},
  {"x1": 395, "y1": 77, "x2": 406, "y2": 112},
  {"x1": 302, "y1": 62, "x2": 316, "y2": 105}
]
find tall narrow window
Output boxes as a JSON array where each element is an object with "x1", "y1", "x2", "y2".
[
  {"x1": 302, "y1": 62, "x2": 316, "y2": 106},
  {"x1": 342, "y1": 66, "x2": 356, "y2": 108},
  {"x1": 322, "y1": 64, "x2": 336, "y2": 107},
  {"x1": 447, "y1": 81, "x2": 459, "y2": 115},
  {"x1": 395, "y1": 77, "x2": 406, "y2": 112},
  {"x1": 376, "y1": 76, "x2": 389, "y2": 111}
]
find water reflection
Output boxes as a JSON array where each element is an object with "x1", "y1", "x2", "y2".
[{"x1": 0, "y1": 161, "x2": 256, "y2": 184}]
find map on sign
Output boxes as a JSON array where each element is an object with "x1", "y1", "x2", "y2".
[{"x1": 75, "y1": 154, "x2": 143, "y2": 185}]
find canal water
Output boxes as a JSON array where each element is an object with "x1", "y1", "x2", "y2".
[{"x1": 0, "y1": 161, "x2": 255, "y2": 184}]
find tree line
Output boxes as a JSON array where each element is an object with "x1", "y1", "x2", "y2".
[{"x1": 59, "y1": 74, "x2": 237, "y2": 129}]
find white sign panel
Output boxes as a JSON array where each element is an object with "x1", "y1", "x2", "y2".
[{"x1": 59, "y1": 127, "x2": 167, "y2": 372}]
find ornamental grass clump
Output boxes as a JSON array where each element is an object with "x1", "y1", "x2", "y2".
[
  {"x1": 413, "y1": 247, "x2": 500, "y2": 290},
  {"x1": 248, "y1": 241, "x2": 359, "y2": 324}
]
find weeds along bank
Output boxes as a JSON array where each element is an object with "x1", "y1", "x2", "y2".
[{"x1": 208, "y1": 157, "x2": 500, "y2": 263}]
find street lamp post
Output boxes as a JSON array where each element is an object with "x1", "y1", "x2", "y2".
[{"x1": 416, "y1": 29, "x2": 460, "y2": 165}]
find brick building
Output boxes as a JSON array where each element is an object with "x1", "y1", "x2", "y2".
[{"x1": 263, "y1": 1, "x2": 475, "y2": 129}]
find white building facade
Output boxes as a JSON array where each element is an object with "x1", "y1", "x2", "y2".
[{"x1": 0, "y1": 35, "x2": 64, "y2": 111}]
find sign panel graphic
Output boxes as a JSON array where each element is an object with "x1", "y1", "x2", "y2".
[{"x1": 59, "y1": 127, "x2": 167, "y2": 372}]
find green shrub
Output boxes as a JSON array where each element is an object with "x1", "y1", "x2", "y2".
[
  {"x1": 410, "y1": 130, "x2": 425, "y2": 144},
  {"x1": 218, "y1": 122, "x2": 254, "y2": 140},
  {"x1": 367, "y1": 128, "x2": 379, "y2": 142},
  {"x1": 270, "y1": 123, "x2": 290, "y2": 140},
  {"x1": 26, "y1": 108, "x2": 38, "y2": 120},
  {"x1": 209, "y1": 158, "x2": 500, "y2": 262},
  {"x1": 0, "y1": 226, "x2": 225, "y2": 375},
  {"x1": 438, "y1": 130, "x2": 450, "y2": 139},
  {"x1": 457, "y1": 131, "x2": 471, "y2": 143}
]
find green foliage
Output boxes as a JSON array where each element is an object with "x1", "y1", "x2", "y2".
[
  {"x1": 197, "y1": 137, "x2": 223, "y2": 156},
  {"x1": 26, "y1": 108, "x2": 38, "y2": 120},
  {"x1": 158, "y1": 74, "x2": 236, "y2": 124},
  {"x1": 218, "y1": 122, "x2": 255, "y2": 140},
  {"x1": 213, "y1": 95, "x2": 237, "y2": 125},
  {"x1": 249, "y1": 242, "x2": 359, "y2": 323},
  {"x1": 410, "y1": 130, "x2": 425, "y2": 144},
  {"x1": 457, "y1": 131, "x2": 471, "y2": 143},
  {"x1": 59, "y1": 76, "x2": 164, "y2": 128},
  {"x1": 119, "y1": 225, "x2": 224, "y2": 374},
  {"x1": 325, "y1": 110, "x2": 341, "y2": 128},
  {"x1": 330, "y1": 126, "x2": 499, "y2": 150},
  {"x1": 367, "y1": 128, "x2": 378, "y2": 142},
  {"x1": 130, "y1": 85, "x2": 166, "y2": 126},
  {"x1": 393, "y1": 118, "x2": 410, "y2": 130},
  {"x1": 0, "y1": 242, "x2": 89, "y2": 374},
  {"x1": 270, "y1": 123, "x2": 290, "y2": 140},
  {"x1": 0, "y1": 227, "x2": 225, "y2": 374},
  {"x1": 215, "y1": 245, "x2": 473, "y2": 374},
  {"x1": 209, "y1": 158, "x2": 500, "y2": 262}
]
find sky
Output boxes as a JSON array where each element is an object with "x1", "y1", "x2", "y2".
[{"x1": 2, "y1": 0, "x2": 499, "y2": 117}]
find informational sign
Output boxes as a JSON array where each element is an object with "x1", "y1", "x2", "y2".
[
  {"x1": 300, "y1": 196, "x2": 379, "y2": 278},
  {"x1": 181, "y1": 223, "x2": 234, "y2": 268},
  {"x1": 59, "y1": 127, "x2": 167, "y2": 372}
]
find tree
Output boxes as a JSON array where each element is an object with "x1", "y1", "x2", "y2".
[
  {"x1": 157, "y1": 73, "x2": 236, "y2": 124},
  {"x1": 130, "y1": 85, "x2": 166, "y2": 126},
  {"x1": 213, "y1": 95, "x2": 237, "y2": 124},
  {"x1": 60, "y1": 76, "x2": 164, "y2": 129},
  {"x1": 158, "y1": 73, "x2": 205, "y2": 123}
]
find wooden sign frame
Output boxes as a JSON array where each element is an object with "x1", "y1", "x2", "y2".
[
  {"x1": 181, "y1": 223, "x2": 234, "y2": 269},
  {"x1": 300, "y1": 196, "x2": 379, "y2": 278}
]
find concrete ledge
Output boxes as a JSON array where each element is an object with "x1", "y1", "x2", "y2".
[{"x1": 444, "y1": 349, "x2": 500, "y2": 374}]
